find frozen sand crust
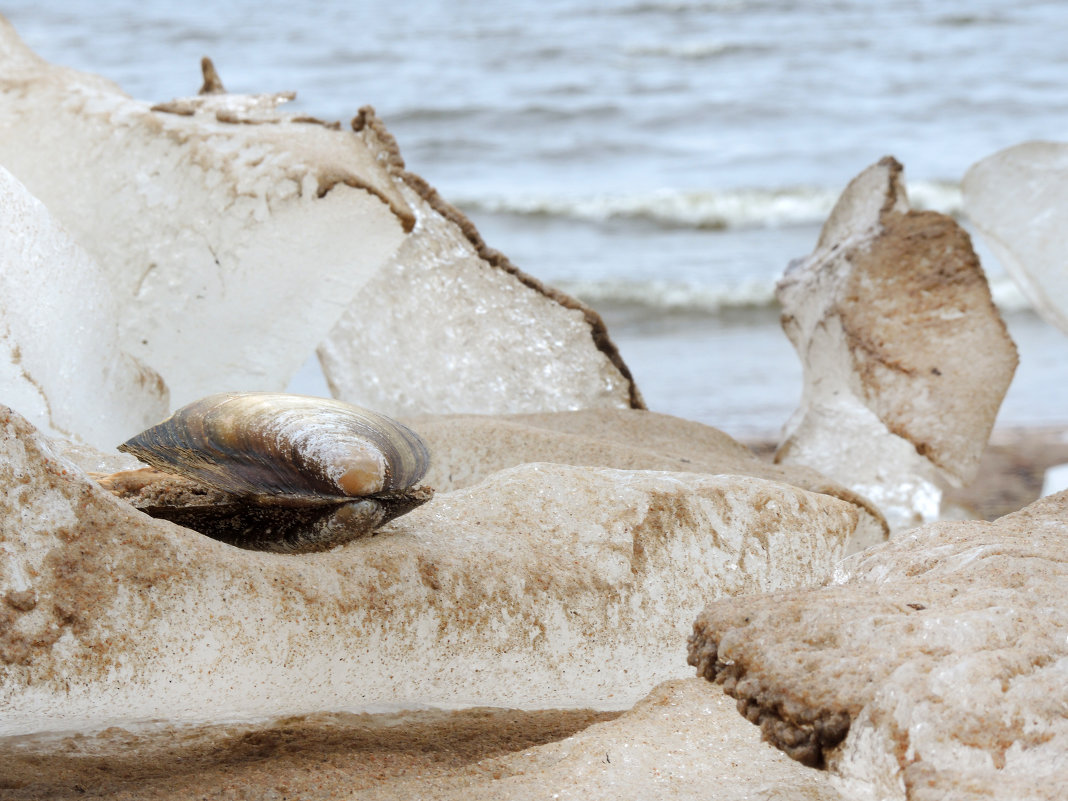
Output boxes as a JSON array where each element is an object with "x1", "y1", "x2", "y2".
[
  {"x1": 0, "y1": 166, "x2": 167, "y2": 448},
  {"x1": 688, "y1": 490, "x2": 1068, "y2": 800},
  {"x1": 319, "y1": 112, "x2": 643, "y2": 416},
  {"x1": 0, "y1": 18, "x2": 408, "y2": 406},
  {"x1": 0, "y1": 681, "x2": 842, "y2": 801},
  {"x1": 1, "y1": 406, "x2": 856, "y2": 735},
  {"x1": 963, "y1": 140, "x2": 1068, "y2": 335},
  {"x1": 776, "y1": 157, "x2": 1017, "y2": 531},
  {"x1": 410, "y1": 408, "x2": 888, "y2": 552},
  {"x1": 360, "y1": 680, "x2": 844, "y2": 801}
]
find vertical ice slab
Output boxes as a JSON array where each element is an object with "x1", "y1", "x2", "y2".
[
  {"x1": 963, "y1": 141, "x2": 1068, "y2": 335},
  {"x1": 317, "y1": 111, "x2": 643, "y2": 417},
  {"x1": 775, "y1": 157, "x2": 1017, "y2": 532},
  {"x1": 0, "y1": 21, "x2": 410, "y2": 407},
  {"x1": 0, "y1": 166, "x2": 167, "y2": 447}
]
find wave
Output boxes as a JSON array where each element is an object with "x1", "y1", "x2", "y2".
[
  {"x1": 388, "y1": 101, "x2": 624, "y2": 125},
  {"x1": 934, "y1": 13, "x2": 1014, "y2": 28},
  {"x1": 457, "y1": 181, "x2": 963, "y2": 232},
  {"x1": 624, "y1": 40, "x2": 766, "y2": 59},
  {"x1": 560, "y1": 274, "x2": 1030, "y2": 315},
  {"x1": 559, "y1": 278, "x2": 778, "y2": 313},
  {"x1": 605, "y1": 1, "x2": 748, "y2": 15}
]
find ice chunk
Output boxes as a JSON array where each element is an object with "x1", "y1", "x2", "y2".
[
  {"x1": 963, "y1": 141, "x2": 1068, "y2": 335},
  {"x1": 1042, "y1": 463, "x2": 1068, "y2": 497},
  {"x1": 0, "y1": 406, "x2": 855, "y2": 736},
  {"x1": 383, "y1": 680, "x2": 846, "y2": 800},
  {"x1": 318, "y1": 112, "x2": 642, "y2": 416},
  {"x1": 688, "y1": 491, "x2": 1068, "y2": 800},
  {"x1": 0, "y1": 166, "x2": 167, "y2": 447},
  {"x1": 0, "y1": 680, "x2": 844, "y2": 800},
  {"x1": 409, "y1": 408, "x2": 888, "y2": 552},
  {"x1": 775, "y1": 157, "x2": 1017, "y2": 532},
  {"x1": 0, "y1": 21, "x2": 410, "y2": 407}
]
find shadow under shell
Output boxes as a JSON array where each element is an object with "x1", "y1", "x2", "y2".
[{"x1": 93, "y1": 468, "x2": 433, "y2": 553}]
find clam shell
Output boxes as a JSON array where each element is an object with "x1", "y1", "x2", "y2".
[{"x1": 118, "y1": 393, "x2": 429, "y2": 503}]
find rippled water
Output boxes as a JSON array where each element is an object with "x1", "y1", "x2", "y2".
[{"x1": 5, "y1": 1, "x2": 1067, "y2": 435}]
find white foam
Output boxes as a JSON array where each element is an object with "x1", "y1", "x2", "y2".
[
  {"x1": 623, "y1": 40, "x2": 754, "y2": 59},
  {"x1": 557, "y1": 273, "x2": 1030, "y2": 316},
  {"x1": 457, "y1": 180, "x2": 963, "y2": 232},
  {"x1": 558, "y1": 277, "x2": 778, "y2": 312}
]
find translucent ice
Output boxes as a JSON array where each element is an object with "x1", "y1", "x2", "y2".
[
  {"x1": 0, "y1": 166, "x2": 167, "y2": 447},
  {"x1": 319, "y1": 116, "x2": 642, "y2": 416},
  {"x1": 0, "y1": 20, "x2": 409, "y2": 407},
  {"x1": 963, "y1": 141, "x2": 1068, "y2": 335}
]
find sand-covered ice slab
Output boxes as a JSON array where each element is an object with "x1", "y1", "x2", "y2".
[
  {"x1": 963, "y1": 141, "x2": 1068, "y2": 335},
  {"x1": 0, "y1": 166, "x2": 167, "y2": 448},
  {"x1": 0, "y1": 20, "x2": 409, "y2": 406},
  {"x1": 0, "y1": 681, "x2": 843, "y2": 800},
  {"x1": 688, "y1": 491, "x2": 1068, "y2": 801},
  {"x1": 376, "y1": 680, "x2": 844, "y2": 801},
  {"x1": 1, "y1": 406, "x2": 855, "y2": 736},
  {"x1": 776, "y1": 157, "x2": 1017, "y2": 531},
  {"x1": 318, "y1": 112, "x2": 643, "y2": 416},
  {"x1": 410, "y1": 408, "x2": 888, "y2": 552}
]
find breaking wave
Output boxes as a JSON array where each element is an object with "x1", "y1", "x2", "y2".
[
  {"x1": 458, "y1": 181, "x2": 963, "y2": 232},
  {"x1": 559, "y1": 274, "x2": 1030, "y2": 315},
  {"x1": 605, "y1": 1, "x2": 748, "y2": 15},
  {"x1": 559, "y1": 278, "x2": 778, "y2": 313},
  {"x1": 624, "y1": 40, "x2": 767, "y2": 59}
]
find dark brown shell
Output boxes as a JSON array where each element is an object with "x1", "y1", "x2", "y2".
[{"x1": 118, "y1": 392, "x2": 429, "y2": 504}]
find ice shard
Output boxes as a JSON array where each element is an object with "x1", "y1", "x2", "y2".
[
  {"x1": 317, "y1": 111, "x2": 643, "y2": 416},
  {"x1": 775, "y1": 157, "x2": 1017, "y2": 532},
  {"x1": 0, "y1": 21, "x2": 410, "y2": 407},
  {"x1": 963, "y1": 140, "x2": 1068, "y2": 335},
  {"x1": 0, "y1": 166, "x2": 167, "y2": 447}
]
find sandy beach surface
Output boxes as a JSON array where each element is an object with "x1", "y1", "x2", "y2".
[
  {"x1": 0, "y1": 707, "x2": 618, "y2": 800},
  {"x1": 2, "y1": 426, "x2": 1062, "y2": 801}
]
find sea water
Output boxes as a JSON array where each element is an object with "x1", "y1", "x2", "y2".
[{"x1": 6, "y1": 0, "x2": 1067, "y2": 438}]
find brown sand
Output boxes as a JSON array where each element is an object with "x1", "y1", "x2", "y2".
[
  {"x1": 942, "y1": 426, "x2": 1068, "y2": 518},
  {"x1": 0, "y1": 708, "x2": 618, "y2": 800}
]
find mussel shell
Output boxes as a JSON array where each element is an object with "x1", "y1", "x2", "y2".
[
  {"x1": 118, "y1": 393, "x2": 429, "y2": 502},
  {"x1": 139, "y1": 488, "x2": 433, "y2": 553}
]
